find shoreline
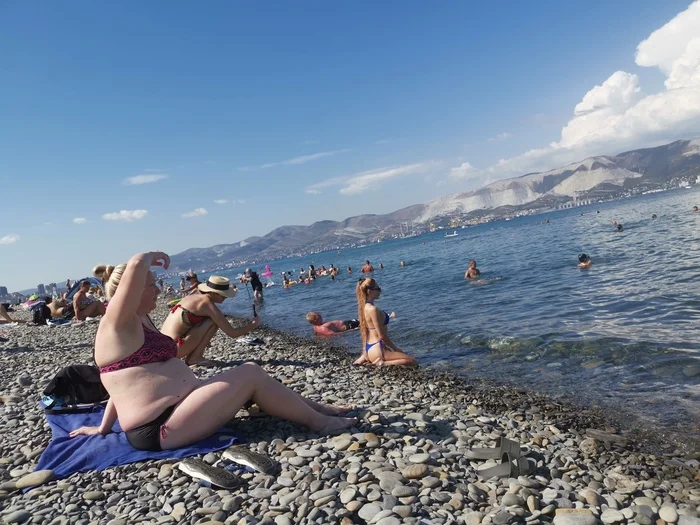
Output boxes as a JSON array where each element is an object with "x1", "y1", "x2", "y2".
[
  {"x1": 1, "y1": 303, "x2": 699, "y2": 524},
  {"x1": 262, "y1": 317, "x2": 700, "y2": 457}
]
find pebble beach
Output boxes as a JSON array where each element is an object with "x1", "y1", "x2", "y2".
[{"x1": 1, "y1": 303, "x2": 699, "y2": 525}]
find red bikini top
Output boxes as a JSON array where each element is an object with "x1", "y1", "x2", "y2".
[{"x1": 98, "y1": 326, "x2": 177, "y2": 373}]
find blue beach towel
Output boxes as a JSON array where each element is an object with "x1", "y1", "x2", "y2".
[{"x1": 34, "y1": 405, "x2": 239, "y2": 483}]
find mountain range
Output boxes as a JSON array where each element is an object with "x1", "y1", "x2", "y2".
[{"x1": 171, "y1": 138, "x2": 700, "y2": 271}]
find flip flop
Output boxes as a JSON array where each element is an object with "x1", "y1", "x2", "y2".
[
  {"x1": 477, "y1": 452, "x2": 536, "y2": 479},
  {"x1": 222, "y1": 446, "x2": 279, "y2": 475},
  {"x1": 466, "y1": 437, "x2": 526, "y2": 460},
  {"x1": 177, "y1": 458, "x2": 241, "y2": 489}
]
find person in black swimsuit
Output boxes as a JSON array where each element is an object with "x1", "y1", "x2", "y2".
[{"x1": 243, "y1": 269, "x2": 264, "y2": 301}]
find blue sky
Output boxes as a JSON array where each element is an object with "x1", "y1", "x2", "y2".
[{"x1": 2, "y1": 0, "x2": 698, "y2": 290}]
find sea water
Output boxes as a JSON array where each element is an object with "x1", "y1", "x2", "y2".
[{"x1": 215, "y1": 186, "x2": 700, "y2": 441}]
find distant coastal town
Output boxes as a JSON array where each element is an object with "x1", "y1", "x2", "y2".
[{"x1": 2, "y1": 176, "x2": 697, "y2": 301}]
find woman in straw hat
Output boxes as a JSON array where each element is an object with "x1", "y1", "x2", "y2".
[
  {"x1": 75, "y1": 251, "x2": 356, "y2": 451},
  {"x1": 160, "y1": 275, "x2": 248, "y2": 366}
]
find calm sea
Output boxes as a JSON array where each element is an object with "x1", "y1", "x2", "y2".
[{"x1": 209, "y1": 187, "x2": 700, "y2": 441}]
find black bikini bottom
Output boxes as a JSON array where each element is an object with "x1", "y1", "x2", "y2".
[{"x1": 125, "y1": 405, "x2": 175, "y2": 451}]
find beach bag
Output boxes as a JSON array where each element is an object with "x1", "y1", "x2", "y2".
[
  {"x1": 32, "y1": 303, "x2": 51, "y2": 325},
  {"x1": 43, "y1": 365, "x2": 109, "y2": 409}
]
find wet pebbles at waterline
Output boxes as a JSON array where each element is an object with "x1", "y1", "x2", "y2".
[{"x1": 1, "y1": 303, "x2": 699, "y2": 524}]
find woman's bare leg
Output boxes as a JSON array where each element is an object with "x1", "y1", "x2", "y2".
[
  {"x1": 186, "y1": 323, "x2": 219, "y2": 365},
  {"x1": 0, "y1": 305, "x2": 13, "y2": 323},
  {"x1": 82, "y1": 302, "x2": 106, "y2": 318},
  {"x1": 367, "y1": 345, "x2": 417, "y2": 367},
  {"x1": 174, "y1": 319, "x2": 218, "y2": 362},
  {"x1": 159, "y1": 363, "x2": 356, "y2": 449}
]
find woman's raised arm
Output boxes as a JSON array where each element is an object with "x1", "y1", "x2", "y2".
[{"x1": 106, "y1": 251, "x2": 169, "y2": 327}]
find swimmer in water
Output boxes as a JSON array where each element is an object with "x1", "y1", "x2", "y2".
[
  {"x1": 694, "y1": 206, "x2": 699, "y2": 212},
  {"x1": 347, "y1": 266, "x2": 352, "y2": 274},
  {"x1": 306, "y1": 312, "x2": 360, "y2": 337},
  {"x1": 617, "y1": 224, "x2": 624, "y2": 232},
  {"x1": 652, "y1": 214, "x2": 658, "y2": 220},
  {"x1": 578, "y1": 253, "x2": 592, "y2": 269},
  {"x1": 464, "y1": 260, "x2": 480, "y2": 279},
  {"x1": 400, "y1": 261, "x2": 405, "y2": 267},
  {"x1": 611, "y1": 220, "x2": 617, "y2": 225},
  {"x1": 379, "y1": 263, "x2": 384, "y2": 270}
]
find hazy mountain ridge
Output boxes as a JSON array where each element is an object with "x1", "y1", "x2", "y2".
[{"x1": 171, "y1": 139, "x2": 700, "y2": 271}]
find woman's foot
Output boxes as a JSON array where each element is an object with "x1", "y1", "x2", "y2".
[
  {"x1": 306, "y1": 399, "x2": 354, "y2": 416},
  {"x1": 316, "y1": 416, "x2": 358, "y2": 434}
]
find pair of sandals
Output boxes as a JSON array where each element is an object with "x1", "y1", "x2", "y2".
[
  {"x1": 177, "y1": 446, "x2": 279, "y2": 489},
  {"x1": 469, "y1": 437, "x2": 535, "y2": 478}
]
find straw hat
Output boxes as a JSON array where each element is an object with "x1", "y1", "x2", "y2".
[{"x1": 198, "y1": 276, "x2": 237, "y2": 298}]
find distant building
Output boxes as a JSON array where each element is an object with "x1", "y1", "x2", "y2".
[
  {"x1": 37, "y1": 284, "x2": 46, "y2": 295},
  {"x1": 0, "y1": 286, "x2": 7, "y2": 297},
  {"x1": 48, "y1": 283, "x2": 58, "y2": 296}
]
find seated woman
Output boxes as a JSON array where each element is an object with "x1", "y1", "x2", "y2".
[
  {"x1": 71, "y1": 251, "x2": 356, "y2": 451},
  {"x1": 72, "y1": 280, "x2": 106, "y2": 321},
  {"x1": 159, "y1": 275, "x2": 255, "y2": 366},
  {"x1": 355, "y1": 278, "x2": 416, "y2": 367},
  {"x1": 306, "y1": 311, "x2": 360, "y2": 336}
]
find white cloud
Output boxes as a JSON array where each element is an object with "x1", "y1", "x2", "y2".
[
  {"x1": 102, "y1": 210, "x2": 148, "y2": 222},
  {"x1": 240, "y1": 149, "x2": 350, "y2": 171},
  {"x1": 0, "y1": 234, "x2": 20, "y2": 245},
  {"x1": 453, "y1": 1, "x2": 700, "y2": 183},
  {"x1": 306, "y1": 162, "x2": 439, "y2": 196},
  {"x1": 124, "y1": 174, "x2": 168, "y2": 185},
  {"x1": 182, "y1": 208, "x2": 208, "y2": 218},
  {"x1": 449, "y1": 161, "x2": 478, "y2": 181},
  {"x1": 213, "y1": 199, "x2": 229, "y2": 205},
  {"x1": 236, "y1": 199, "x2": 246, "y2": 204},
  {"x1": 73, "y1": 217, "x2": 87, "y2": 224},
  {"x1": 488, "y1": 132, "x2": 513, "y2": 142}
]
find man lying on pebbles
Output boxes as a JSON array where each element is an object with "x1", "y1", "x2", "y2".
[{"x1": 70, "y1": 250, "x2": 356, "y2": 451}]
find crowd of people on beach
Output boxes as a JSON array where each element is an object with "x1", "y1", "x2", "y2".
[
  {"x1": 4, "y1": 202, "x2": 697, "y2": 452},
  {"x1": 66, "y1": 251, "x2": 357, "y2": 450}
]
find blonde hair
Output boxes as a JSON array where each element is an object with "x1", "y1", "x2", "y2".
[
  {"x1": 93, "y1": 263, "x2": 126, "y2": 300},
  {"x1": 306, "y1": 311, "x2": 321, "y2": 325},
  {"x1": 356, "y1": 278, "x2": 376, "y2": 347}
]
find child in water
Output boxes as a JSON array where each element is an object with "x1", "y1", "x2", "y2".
[{"x1": 464, "y1": 260, "x2": 480, "y2": 279}]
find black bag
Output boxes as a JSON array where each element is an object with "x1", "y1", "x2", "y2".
[
  {"x1": 43, "y1": 365, "x2": 109, "y2": 405},
  {"x1": 32, "y1": 303, "x2": 51, "y2": 325}
]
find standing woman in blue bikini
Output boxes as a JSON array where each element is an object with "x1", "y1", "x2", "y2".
[{"x1": 355, "y1": 278, "x2": 416, "y2": 367}]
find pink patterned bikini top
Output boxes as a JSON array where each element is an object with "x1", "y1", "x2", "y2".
[{"x1": 98, "y1": 326, "x2": 178, "y2": 373}]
